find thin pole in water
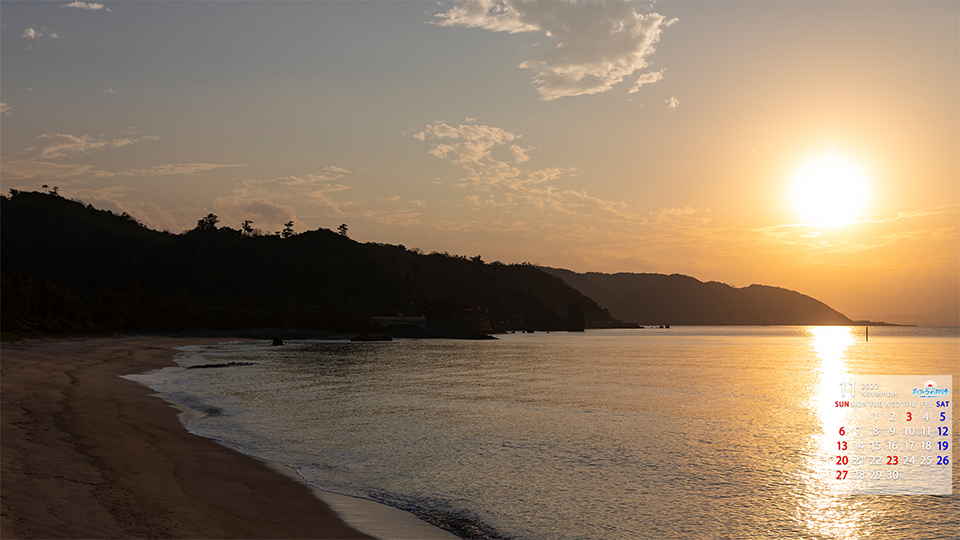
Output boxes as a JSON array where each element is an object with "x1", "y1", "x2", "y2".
[{"x1": 865, "y1": 326, "x2": 868, "y2": 342}]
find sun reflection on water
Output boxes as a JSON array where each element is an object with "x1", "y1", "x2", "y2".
[{"x1": 795, "y1": 326, "x2": 870, "y2": 540}]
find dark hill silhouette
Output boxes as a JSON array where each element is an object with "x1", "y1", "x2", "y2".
[
  {"x1": 1, "y1": 190, "x2": 858, "y2": 337},
  {"x1": 541, "y1": 267, "x2": 854, "y2": 326},
  {"x1": 1, "y1": 190, "x2": 615, "y2": 336},
  {"x1": 364, "y1": 244, "x2": 614, "y2": 330}
]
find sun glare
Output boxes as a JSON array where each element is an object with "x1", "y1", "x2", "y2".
[{"x1": 789, "y1": 153, "x2": 871, "y2": 226}]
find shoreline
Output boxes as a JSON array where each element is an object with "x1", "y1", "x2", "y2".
[
  {"x1": 1, "y1": 336, "x2": 415, "y2": 539},
  {"x1": 141, "y1": 345, "x2": 459, "y2": 540}
]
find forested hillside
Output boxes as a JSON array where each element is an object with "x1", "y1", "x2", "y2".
[{"x1": 1, "y1": 191, "x2": 616, "y2": 337}]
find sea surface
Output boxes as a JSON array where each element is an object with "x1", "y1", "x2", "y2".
[{"x1": 127, "y1": 326, "x2": 960, "y2": 539}]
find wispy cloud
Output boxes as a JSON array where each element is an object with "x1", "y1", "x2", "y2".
[
  {"x1": 244, "y1": 168, "x2": 351, "y2": 188},
  {"x1": 880, "y1": 204, "x2": 959, "y2": 222},
  {"x1": 705, "y1": 205, "x2": 960, "y2": 267},
  {"x1": 412, "y1": 121, "x2": 571, "y2": 196},
  {"x1": 411, "y1": 119, "x2": 662, "y2": 219},
  {"x1": 351, "y1": 209, "x2": 426, "y2": 228},
  {"x1": 211, "y1": 197, "x2": 300, "y2": 232},
  {"x1": 4, "y1": 132, "x2": 250, "y2": 182},
  {"x1": 412, "y1": 122, "x2": 520, "y2": 164},
  {"x1": 1, "y1": 159, "x2": 247, "y2": 181},
  {"x1": 510, "y1": 144, "x2": 530, "y2": 163},
  {"x1": 102, "y1": 163, "x2": 247, "y2": 177},
  {"x1": 22, "y1": 27, "x2": 59, "y2": 40},
  {"x1": 0, "y1": 160, "x2": 94, "y2": 181},
  {"x1": 231, "y1": 169, "x2": 356, "y2": 214},
  {"x1": 24, "y1": 132, "x2": 160, "y2": 158},
  {"x1": 434, "y1": 0, "x2": 674, "y2": 100},
  {"x1": 0, "y1": 103, "x2": 12, "y2": 115},
  {"x1": 28, "y1": 134, "x2": 106, "y2": 158},
  {"x1": 758, "y1": 204, "x2": 959, "y2": 232},
  {"x1": 651, "y1": 206, "x2": 705, "y2": 222},
  {"x1": 62, "y1": 1, "x2": 110, "y2": 11},
  {"x1": 630, "y1": 69, "x2": 664, "y2": 93},
  {"x1": 665, "y1": 96, "x2": 680, "y2": 111}
]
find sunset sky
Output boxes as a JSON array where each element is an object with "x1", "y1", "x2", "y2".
[{"x1": 2, "y1": 1, "x2": 957, "y2": 322}]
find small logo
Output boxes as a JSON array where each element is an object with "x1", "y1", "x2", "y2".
[{"x1": 912, "y1": 380, "x2": 948, "y2": 397}]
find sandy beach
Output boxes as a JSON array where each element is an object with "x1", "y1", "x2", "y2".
[{"x1": 1, "y1": 336, "x2": 373, "y2": 539}]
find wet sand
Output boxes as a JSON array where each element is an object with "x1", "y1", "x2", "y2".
[{"x1": 1, "y1": 336, "x2": 373, "y2": 539}]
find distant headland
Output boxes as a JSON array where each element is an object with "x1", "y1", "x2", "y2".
[{"x1": 540, "y1": 267, "x2": 901, "y2": 327}]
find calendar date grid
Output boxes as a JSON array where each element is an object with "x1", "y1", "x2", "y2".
[{"x1": 827, "y1": 375, "x2": 951, "y2": 495}]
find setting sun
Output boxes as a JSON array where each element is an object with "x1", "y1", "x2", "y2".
[{"x1": 789, "y1": 153, "x2": 872, "y2": 226}]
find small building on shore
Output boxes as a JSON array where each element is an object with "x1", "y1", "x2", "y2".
[{"x1": 371, "y1": 316, "x2": 427, "y2": 331}]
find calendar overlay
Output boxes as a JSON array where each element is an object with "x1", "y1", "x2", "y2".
[{"x1": 829, "y1": 375, "x2": 952, "y2": 495}]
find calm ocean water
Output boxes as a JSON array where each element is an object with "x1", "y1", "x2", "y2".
[{"x1": 128, "y1": 327, "x2": 959, "y2": 539}]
